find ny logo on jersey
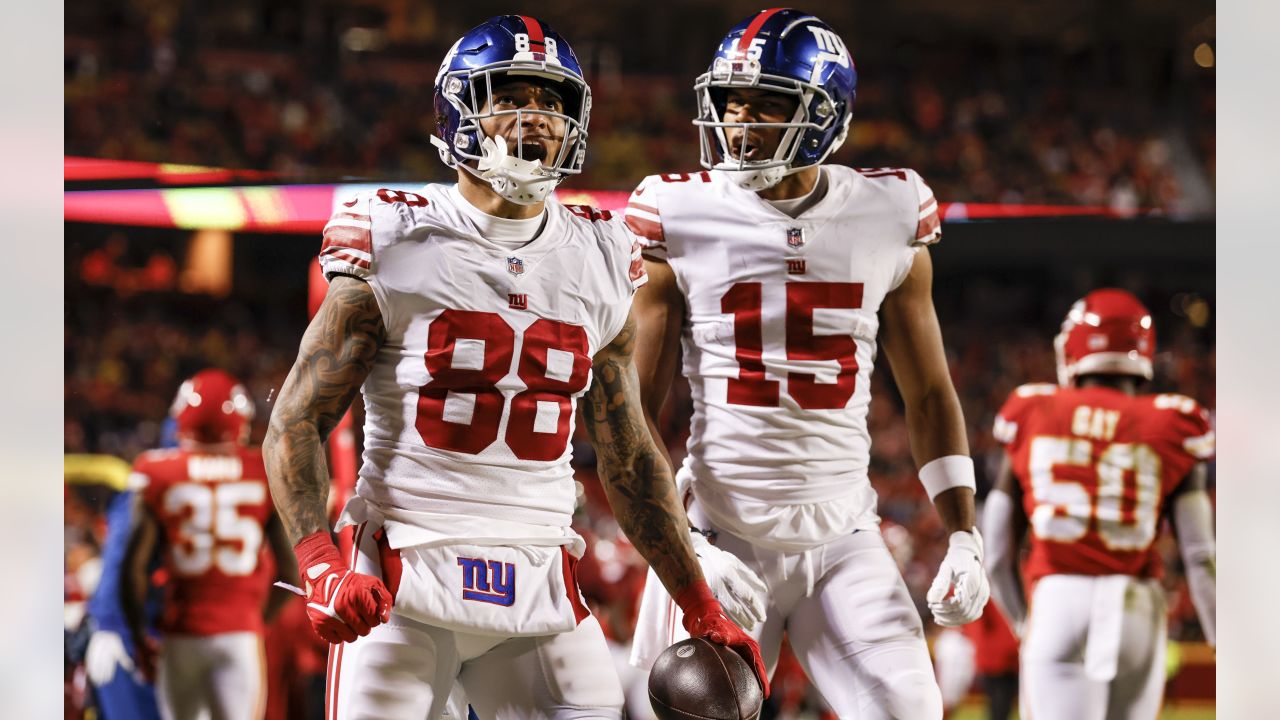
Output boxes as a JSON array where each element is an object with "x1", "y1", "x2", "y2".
[
  {"x1": 508, "y1": 293, "x2": 528, "y2": 310},
  {"x1": 786, "y1": 227, "x2": 805, "y2": 248},
  {"x1": 787, "y1": 259, "x2": 807, "y2": 275},
  {"x1": 457, "y1": 557, "x2": 516, "y2": 606},
  {"x1": 507, "y1": 256, "x2": 525, "y2": 276}
]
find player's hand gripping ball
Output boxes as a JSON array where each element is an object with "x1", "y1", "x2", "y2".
[{"x1": 648, "y1": 638, "x2": 764, "y2": 720}]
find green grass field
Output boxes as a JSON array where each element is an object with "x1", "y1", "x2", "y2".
[{"x1": 947, "y1": 702, "x2": 1214, "y2": 720}]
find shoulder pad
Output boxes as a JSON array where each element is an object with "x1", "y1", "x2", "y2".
[
  {"x1": 1151, "y1": 393, "x2": 1207, "y2": 418},
  {"x1": 1016, "y1": 383, "x2": 1059, "y2": 398},
  {"x1": 993, "y1": 383, "x2": 1057, "y2": 445}
]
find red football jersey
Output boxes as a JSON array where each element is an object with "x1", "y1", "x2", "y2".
[
  {"x1": 994, "y1": 383, "x2": 1214, "y2": 584},
  {"x1": 133, "y1": 447, "x2": 276, "y2": 635}
]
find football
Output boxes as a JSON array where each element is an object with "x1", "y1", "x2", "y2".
[{"x1": 648, "y1": 638, "x2": 764, "y2": 720}]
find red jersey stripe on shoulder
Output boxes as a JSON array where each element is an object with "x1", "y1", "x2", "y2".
[
  {"x1": 519, "y1": 16, "x2": 545, "y2": 44},
  {"x1": 737, "y1": 8, "x2": 784, "y2": 54},
  {"x1": 321, "y1": 249, "x2": 371, "y2": 269},
  {"x1": 626, "y1": 202, "x2": 659, "y2": 215},
  {"x1": 625, "y1": 215, "x2": 665, "y2": 244},
  {"x1": 916, "y1": 211, "x2": 941, "y2": 241},
  {"x1": 322, "y1": 226, "x2": 372, "y2": 255}
]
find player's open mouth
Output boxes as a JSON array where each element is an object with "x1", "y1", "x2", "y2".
[
  {"x1": 518, "y1": 139, "x2": 550, "y2": 162},
  {"x1": 730, "y1": 136, "x2": 761, "y2": 161}
]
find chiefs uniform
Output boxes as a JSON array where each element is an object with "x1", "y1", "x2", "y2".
[
  {"x1": 993, "y1": 382, "x2": 1214, "y2": 719},
  {"x1": 628, "y1": 165, "x2": 946, "y2": 719},
  {"x1": 316, "y1": 183, "x2": 643, "y2": 719},
  {"x1": 133, "y1": 445, "x2": 274, "y2": 720},
  {"x1": 995, "y1": 384, "x2": 1214, "y2": 582}
]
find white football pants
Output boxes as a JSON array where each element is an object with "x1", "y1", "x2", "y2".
[
  {"x1": 157, "y1": 631, "x2": 266, "y2": 720},
  {"x1": 716, "y1": 527, "x2": 942, "y2": 720},
  {"x1": 1020, "y1": 574, "x2": 1167, "y2": 720},
  {"x1": 633, "y1": 525, "x2": 943, "y2": 719},
  {"x1": 327, "y1": 523, "x2": 624, "y2": 720}
]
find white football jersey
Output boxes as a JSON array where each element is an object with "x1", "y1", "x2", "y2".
[
  {"x1": 625, "y1": 166, "x2": 941, "y2": 549},
  {"x1": 319, "y1": 184, "x2": 645, "y2": 550}
]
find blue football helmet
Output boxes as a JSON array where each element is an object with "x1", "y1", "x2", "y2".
[
  {"x1": 694, "y1": 8, "x2": 857, "y2": 190},
  {"x1": 431, "y1": 16, "x2": 591, "y2": 204}
]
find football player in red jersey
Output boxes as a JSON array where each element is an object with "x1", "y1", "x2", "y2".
[
  {"x1": 982, "y1": 289, "x2": 1216, "y2": 720},
  {"x1": 122, "y1": 369, "x2": 298, "y2": 720}
]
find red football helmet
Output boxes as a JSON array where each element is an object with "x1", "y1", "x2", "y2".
[
  {"x1": 170, "y1": 369, "x2": 255, "y2": 444},
  {"x1": 1054, "y1": 288, "x2": 1155, "y2": 386}
]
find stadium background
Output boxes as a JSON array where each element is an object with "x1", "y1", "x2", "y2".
[{"x1": 63, "y1": 0, "x2": 1215, "y2": 718}]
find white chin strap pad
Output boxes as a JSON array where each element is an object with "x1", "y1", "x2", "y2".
[
  {"x1": 473, "y1": 134, "x2": 560, "y2": 205},
  {"x1": 722, "y1": 165, "x2": 788, "y2": 192}
]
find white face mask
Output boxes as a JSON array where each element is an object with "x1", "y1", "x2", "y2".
[{"x1": 433, "y1": 65, "x2": 592, "y2": 207}]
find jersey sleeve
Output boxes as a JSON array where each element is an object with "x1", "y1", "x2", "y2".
[
  {"x1": 1151, "y1": 394, "x2": 1215, "y2": 463},
  {"x1": 319, "y1": 192, "x2": 375, "y2": 281},
  {"x1": 910, "y1": 170, "x2": 942, "y2": 247},
  {"x1": 623, "y1": 176, "x2": 667, "y2": 261},
  {"x1": 993, "y1": 383, "x2": 1058, "y2": 451}
]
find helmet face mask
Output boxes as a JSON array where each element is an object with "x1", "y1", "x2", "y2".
[
  {"x1": 694, "y1": 9, "x2": 856, "y2": 191},
  {"x1": 432, "y1": 17, "x2": 591, "y2": 205},
  {"x1": 1054, "y1": 289, "x2": 1156, "y2": 387}
]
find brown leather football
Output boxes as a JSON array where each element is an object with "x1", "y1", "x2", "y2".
[{"x1": 648, "y1": 638, "x2": 764, "y2": 720}]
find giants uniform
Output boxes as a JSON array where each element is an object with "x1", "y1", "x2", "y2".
[
  {"x1": 317, "y1": 184, "x2": 643, "y2": 719},
  {"x1": 993, "y1": 383, "x2": 1215, "y2": 719},
  {"x1": 628, "y1": 166, "x2": 946, "y2": 719},
  {"x1": 133, "y1": 447, "x2": 274, "y2": 720}
]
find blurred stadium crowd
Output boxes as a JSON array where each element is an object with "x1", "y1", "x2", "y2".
[{"x1": 65, "y1": 0, "x2": 1214, "y2": 215}]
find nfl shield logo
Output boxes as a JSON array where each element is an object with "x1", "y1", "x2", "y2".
[
  {"x1": 507, "y1": 256, "x2": 524, "y2": 276},
  {"x1": 786, "y1": 228, "x2": 805, "y2": 248}
]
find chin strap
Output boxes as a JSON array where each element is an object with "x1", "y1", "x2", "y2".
[
  {"x1": 432, "y1": 132, "x2": 563, "y2": 205},
  {"x1": 719, "y1": 159, "x2": 820, "y2": 192},
  {"x1": 465, "y1": 133, "x2": 561, "y2": 205},
  {"x1": 720, "y1": 165, "x2": 788, "y2": 191}
]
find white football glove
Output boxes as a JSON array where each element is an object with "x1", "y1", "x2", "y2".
[
  {"x1": 927, "y1": 529, "x2": 991, "y2": 627},
  {"x1": 689, "y1": 530, "x2": 767, "y2": 630},
  {"x1": 84, "y1": 630, "x2": 136, "y2": 687}
]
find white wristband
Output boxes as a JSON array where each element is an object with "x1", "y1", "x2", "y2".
[{"x1": 918, "y1": 455, "x2": 976, "y2": 501}]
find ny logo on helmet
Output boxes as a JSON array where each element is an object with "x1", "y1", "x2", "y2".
[{"x1": 807, "y1": 25, "x2": 850, "y2": 83}]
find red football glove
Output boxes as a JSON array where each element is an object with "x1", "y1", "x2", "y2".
[
  {"x1": 294, "y1": 531, "x2": 393, "y2": 644},
  {"x1": 677, "y1": 580, "x2": 770, "y2": 698}
]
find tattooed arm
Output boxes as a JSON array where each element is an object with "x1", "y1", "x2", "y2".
[
  {"x1": 581, "y1": 311, "x2": 703, "y2": 598},
  {"x1": 585, "y1": 310, "x2": 769, "y2": 688},
  {"x1": 263, "y1": 275, "x2": 386, "y2": 543}
]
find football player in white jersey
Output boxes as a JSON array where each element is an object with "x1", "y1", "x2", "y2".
[
  {"x1": 263, "y1": 16, "x2": 766, "y2": 720},
  {"x1": 626, "y1": 9, "x2": 989, "y2": 719}
]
